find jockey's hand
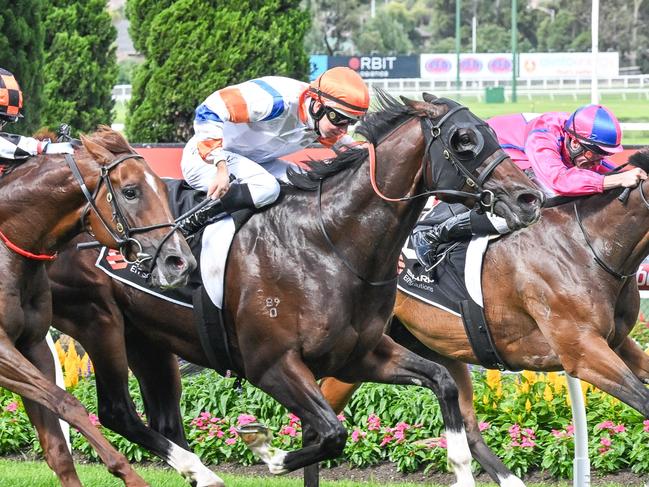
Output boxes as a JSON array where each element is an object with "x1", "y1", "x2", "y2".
[
  {"x1": 207, "y1": 160, "x2": 230, "y2": 200},
  {"x1": 603, "y1": 167, "x2": 648, "y2": 190},
  {"x1": 397, "y1": 254, "x2": 405, "y2": 274}
]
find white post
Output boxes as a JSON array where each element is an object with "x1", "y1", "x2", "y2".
[
  {"x1": 371, "y1": 0, "x2": 376, "y2": 18},
  {"x1": 591, "y1": 0, "x2": 599, "y2": 104},
  {"x1": 472, "y1": 16, "x2": 477, "y2": 53},
  {"x1": 567, "y1": 374, "x2": 590, "y2": 487}
]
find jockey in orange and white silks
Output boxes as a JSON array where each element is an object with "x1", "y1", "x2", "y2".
[
  {"x1": 0, "y1": 68, "x2": 73, "y2": 160},
  {"x1": 487, "y1": 105, "x2": 644, "y2": 197},
  {"x1": 179, "y1": 67, "x2": 369, "y2": 232},
  {"x1": 412, "y1": 104, "x2": 648, "y2": 269}
]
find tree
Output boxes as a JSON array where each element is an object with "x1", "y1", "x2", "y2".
[
  {"x1": 356, "y1": 10, "x2": 414, "y2": 54},
  {"x1": 41, "y1": 0, "x2": 118, "y2": 134},
  {"x1": 304, "y1": 0, "x2": 362, "y2": 55},
  {"x1": 0, "y1": 0, "x2": 45, "y2": 134},
  {"x1": 126, "y1": 0, "x2": 310, "y2": 142}
]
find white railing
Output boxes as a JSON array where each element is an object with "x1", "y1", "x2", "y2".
[
  {"x1": 365, "y1": 75, "x2": 649, "y2": 101},
  {"x1": 112, "y1": 84, "x2": 132, "y2": 102},
  {"x1": 112, "y1": 75, "x2": 649, "y2": 104}
]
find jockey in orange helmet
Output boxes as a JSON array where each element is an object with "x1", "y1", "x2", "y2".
[
  {"x1": 0, "y1": 68, "x2": 73, "y2": 160},
  {"x1": 180, "y1": 67, "x2": 370, "y2": 234}
]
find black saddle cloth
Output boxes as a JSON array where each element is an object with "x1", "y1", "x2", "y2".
[{"x1": 398, "y1": 238, "x2": 470, "y2": 315}]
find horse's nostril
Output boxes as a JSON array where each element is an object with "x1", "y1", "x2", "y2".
[
  {"x1": 165, "y1": 255, "x2": 186, "y2": 271},
  {"x1": 518, "y1": 192, "x2": 541, "y2": 207}
]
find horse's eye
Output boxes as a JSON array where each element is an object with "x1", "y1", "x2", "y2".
[
  {"x1": 122, "y1": 187, "x2": 138, "y2": 200},
  {"x1": 460, "y1": 134, "x2": 471, "y2": 145}
]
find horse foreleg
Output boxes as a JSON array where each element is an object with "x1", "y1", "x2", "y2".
[
  {"x1": 616, "y1": 336, "x2": 649, "y2": 383},
  {"x1": 240, "y1": 352, "x2": 348, "y2": 474},
  {"x1": 546, "y1": 329, "x2": 649, "y2": 416},
  {"x1": 21, "y1": 339, "x2": 81, "y2": 487},
  {"x1": 298, "y1": 378, "x2": 360, "y2": 487},
  {"x1": 126, "y1": 330, "x2": 189, "y2": 448},
  {"x1": 387, "y1": 320, "x2": 524, "y2": 487},
  {"x1": 81, "y1": 323, "x2": 223, "y2": 487},
  {"x1": 335, "y1": 334, "x2": 474, "y2": 487},
  {"x1": 0, "y1": 332, "x2": 148, "y2": 486}
]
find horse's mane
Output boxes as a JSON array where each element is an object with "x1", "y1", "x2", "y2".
[
  {"x1": 629, "y1": 148, "x2": 649, "y2": 172},
  {"x1": 84, "y1": 125, "x2": 134, "y2": 155},
  {"x1": 287, "y1": 89, "x2": 420, "y2": 191}
]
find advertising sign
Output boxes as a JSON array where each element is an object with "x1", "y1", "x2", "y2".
[
  {"x1": 325, "y1": 55, "x2": 420, "y2": 79},
  {"x1": 519, "y1": 52, "x2": 619, "y2": 78},
  {"x1": 420, "y1": 53, "x2": 514, "y2": 80}
]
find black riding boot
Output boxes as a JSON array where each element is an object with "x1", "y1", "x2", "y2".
[
  {"x1": 412, "y1": 211, "x2": 473, "y2": 268},
  {"x1": 178, "y1": 183, "x2": 256, "y2": 236}
]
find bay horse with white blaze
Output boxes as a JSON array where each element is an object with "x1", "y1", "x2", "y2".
[
  {"x1": 0, "y1": 126, "x2": 195, "y2": 487},
  {"x1": 49, "y1": 93, "x2": 543, "y2": 487},
  {"x1": 319, "y1": 148, "x2": 649, "y2": 486}
]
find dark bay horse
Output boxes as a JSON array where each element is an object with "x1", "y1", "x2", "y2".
[
  {"x1": 0, "y1": 127, "x2": 195, "y2": 487},
  {"x1": 49, "y1": 94, "x2": 543, "y2": 487},
  {"x1": 319, "y1": 149, "x2": 649, "y2": 487}
]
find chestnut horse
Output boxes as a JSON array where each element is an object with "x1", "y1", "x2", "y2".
[
  {"x1": 0, "y1": 127, "x2": 195, "y2": 487},
  {"x1": 49, "y1": 94, "x2": 543, "y2": 487},
  {"x1": 318, "y1": 149, "x2": 649, "y2": 486}
]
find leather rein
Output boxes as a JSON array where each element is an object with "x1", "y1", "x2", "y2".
[
  {"x1": 318, "y1": 108, "x2": 509, "y2": 287},
  {"x1": 573, "y1": 178, "x2": 649, "y2": 281}
]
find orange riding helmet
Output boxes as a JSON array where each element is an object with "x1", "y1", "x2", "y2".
[{"x1": 308, "y1": 67, "x2": 370, "y2": 121}]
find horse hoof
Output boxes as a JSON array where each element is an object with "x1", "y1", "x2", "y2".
[{"x1": 236, "y1": 422, "x2": 273, "y2": 446}]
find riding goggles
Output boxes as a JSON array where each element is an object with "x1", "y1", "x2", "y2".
[
  {"x1": 577, "y1": 140, "x2": 611, "y2": 162},
  {"x1": 324, "y1": 107, "x2": 357, "y2": 127}
]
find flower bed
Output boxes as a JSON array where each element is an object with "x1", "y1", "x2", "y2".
[{"x1": 4, "y1": 333, "x2": 649, "y2": 478}]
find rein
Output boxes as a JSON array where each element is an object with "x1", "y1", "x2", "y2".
[
  {"x1": 573, "y1": 180, "x2": 648, "y2": 281},
  {"x1": 319, "y1": 105, "x2": 508, "y2": 286},
  {"x1": 317, "y1": 180, "x2": 397, "y2": 287}
]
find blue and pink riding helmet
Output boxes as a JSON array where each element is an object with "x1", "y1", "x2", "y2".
[{"x1": 564, "y1": 104, "x2": 623, "y2": 154}]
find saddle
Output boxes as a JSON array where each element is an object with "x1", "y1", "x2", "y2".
[{"x1": 398, "y1": 233, "x2": 515, "y2": 371}]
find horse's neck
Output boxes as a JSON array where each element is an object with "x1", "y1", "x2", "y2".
[
  {"x1": 578, "y1": 190, "x2": 649, "y2": 276},
  {"x1": 0, "y1": 155, "x2": 96, "y2": 251},
  {"x1": 321, "y1": 130, "x2": 427, "y2": 279}
]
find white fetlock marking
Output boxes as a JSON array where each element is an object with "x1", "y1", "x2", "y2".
[
  {"x1": 167, "y1": 442, "x2": 225, "y2": 487},
  {"x1": 247, "y1": 440, "x2": 289, "y2": 475},
  {"x1": 446, "y1": 428, "x2": 475, "y2": 487},
  {"x1": 498, "y1": 474, "x2": 527, "y2": 487}
]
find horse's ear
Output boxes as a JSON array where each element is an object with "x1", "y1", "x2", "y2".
[
  {"x1": 80, "y1": 134, "x2": 115, "y2": 164},
  {"x1": 422, "y1": 92, "x2": 438, "y2": 103},
  {"x1": 400, "y1": 96, "x2": 432, "y2": 112}
]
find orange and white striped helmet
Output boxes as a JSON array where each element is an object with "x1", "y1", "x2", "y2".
[
  {"x1": 0, "y1": 68, "x2": 23, "y2": 121},
  {"x1": 308, "y1": 67, "x2": 369, "y2": 121}
]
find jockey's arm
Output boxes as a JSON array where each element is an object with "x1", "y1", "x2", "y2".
[
  {"x1": 0, "y1": 133, "x2": 46, "y2": 159},
  {"x1": 0, "y1": 133, "x2": 74, "y2": 160},
  {"x1": 183, "y1": 82, "x2": 287, "y2": 196}
]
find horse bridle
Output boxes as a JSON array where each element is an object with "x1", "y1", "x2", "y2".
[
  {"x1": 573, "y1": 179, "x2": 649, "y2": 281},
  {"x1": 320, "y1": 103, "x2": 509, "y2": 286},
  {"x1": 67, "y1": 153, "x2": 176, "y2": 265}
]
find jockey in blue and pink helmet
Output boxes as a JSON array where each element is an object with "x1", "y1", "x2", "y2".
[
  {"x1": 487, "y1": 104, "x2": 643, "y2": 196},
  {"x1": 412, "y1": 103, "x2": 647, "y2": 269}
]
